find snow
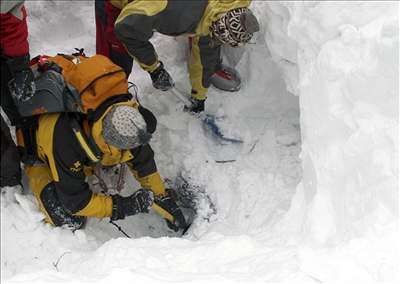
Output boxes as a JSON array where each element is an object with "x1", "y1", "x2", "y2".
[{"x1": 1, "y1": 1, "x2": 399, "y2": 283}]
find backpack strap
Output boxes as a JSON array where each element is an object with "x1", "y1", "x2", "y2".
[{"x1": 67, "y1": 114, "x2": 103, "y2": 163}]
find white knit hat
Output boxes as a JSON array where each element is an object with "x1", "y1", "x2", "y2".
[{"x1": 102, "y1": 105, "x2": 152, "y2": 149}]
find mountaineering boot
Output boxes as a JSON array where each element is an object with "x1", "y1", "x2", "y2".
[
  {"x1": 40, "y1": 183, "x2": 86, "y2": 231},
  {"x1": 148, "y1": 61, "x2": 174, "y2": 91},
  {"x1": 210, "y1": 63, "x2": 241, "y2": 92},
  {"x1": 154, "y1": 192, "x2": 187, "y2": 232}
]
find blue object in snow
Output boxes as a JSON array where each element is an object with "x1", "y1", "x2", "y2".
[{"x1": 201, "y1": 114, "x2": 243, "y2": 144}]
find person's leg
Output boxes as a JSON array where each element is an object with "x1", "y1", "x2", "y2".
[
  {"x1": 95, "y1": 0, "x2": 133, "y2": 77},
  {"x1": 1, "y1": 59, "x2": 22, "y2": 126},
  {"x1": 95, "y1": 0, "x2": 109, "y2": 57},
  {"x1": 110, "y1": 49, "x2": 133, "y2": 77},
  {"x1": 1, "y1": 59, "x2": 22, "y2": 188},
  {"x1": 0, "y1": 115, "x2": 21, "y2": 187},
  {"x1": 25, "y1": 164, "x2": 86, "y2": 230}
]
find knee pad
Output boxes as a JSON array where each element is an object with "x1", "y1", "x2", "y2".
[{"x1": 40, "y1": 183, "x2": 86, "y2": 230}]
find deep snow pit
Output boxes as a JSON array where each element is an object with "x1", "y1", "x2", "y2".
[{"x1": 1, "y1": 1, "x2": 398, "y2": 283}]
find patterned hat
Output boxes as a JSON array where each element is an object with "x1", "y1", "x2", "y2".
[
  {"x1": 211, "y1": 7, "x2": 260, "y2": 47},
  {"x1": 102, "y1": 105, "x2": 152, "y2": 149}
]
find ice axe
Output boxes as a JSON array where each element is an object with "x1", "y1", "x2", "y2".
[{"x1": 169, "y1": 87, "x2": 193, "y2": 109}]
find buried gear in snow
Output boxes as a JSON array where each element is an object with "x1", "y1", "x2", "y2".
[
  {"x1": 210, "y1": 62, "x2": 242, "y2": 92},
  {"x1": 211, "y1": 7, "x2": 260, "y2": 47}
]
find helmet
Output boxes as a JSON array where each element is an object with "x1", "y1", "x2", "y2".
[
  {"x1": 102, "y1": 105, "x2": 152, "y2": 149},
  {"x1": 211, "y1": 7, "x2": 260, "y2": 47}
]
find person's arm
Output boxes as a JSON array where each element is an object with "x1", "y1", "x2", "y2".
[
  {"x1": 189, "y1": 36, "x2": 221, "y2": 101},
  {"x1": 113, "y1": 1, "x2": 167, "y2": 72},
  {"x1": 126, "y1": 144, "x2": 166, "y2": 197},
  {"x1": 1, "y1": 1, "x2": 34, "y2": 103}
]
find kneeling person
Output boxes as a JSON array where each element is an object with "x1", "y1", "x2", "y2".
[{"x1": 20, "y1": 55, "x2": 186, "y2": 231}]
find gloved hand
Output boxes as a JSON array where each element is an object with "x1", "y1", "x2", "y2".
[
  {"x1": 154, "y1": 193, "x2": 187, "y2": 232},
  {"x1": 148, "y1": 61, "x2": 174, "y2": 91},
  {"x1": 7, "y1": 54, "x2": 36, "y2": 102},
  {"x1": 184, "y1": 98, "x2": 205, "y2": 113},
  {"x1": 111, "y1": 188, "x2": 154, "y2": 221}
]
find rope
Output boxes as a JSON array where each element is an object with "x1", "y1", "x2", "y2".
[
  {"x1": 95, "y1": 168, "x2": 131, "y2": 238},
  {"x1": 109, "y1": 220, "x2": 131, "y2": 238},
  {"x1": 116, "y1": 164, "x2": 127, "y2": 193},
  {"x1": 128, "y1": 82, "x2": 139, "y2": 101}
]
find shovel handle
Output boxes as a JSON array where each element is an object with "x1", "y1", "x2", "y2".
[
  {"x1": 170, "y1": 88, "x2": 193, "y2": 109},
  {"x1": 151, "y1": 203, "x2": 175, "y2": 223}
]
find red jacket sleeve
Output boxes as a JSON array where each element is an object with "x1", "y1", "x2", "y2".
[{"x1": 0, "y1": 4, "x2": 29, "y2": 57}]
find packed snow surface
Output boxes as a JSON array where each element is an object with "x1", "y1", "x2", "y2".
[{"x1": 1, "y1": 1, "x2": 398, "y2": 283}]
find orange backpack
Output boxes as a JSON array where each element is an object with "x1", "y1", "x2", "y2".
[
  {"x1": 20, "y1": 53, "x2": 131, "y2": 120},
  {"x1": 48, "y1": 54, "x2": 128, "y2": 113}
]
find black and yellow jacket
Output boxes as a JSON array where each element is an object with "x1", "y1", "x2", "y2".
[
  {"x1": 25, "y1": 101, "x2": 165, "y2": 219},
  {"x1": 113, "y1": 0, "x2": 251, "y2": 100}
]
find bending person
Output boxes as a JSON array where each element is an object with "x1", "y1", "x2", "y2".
[
  {"x1": 111, "y1": 0, "x2": 260, "y2": 113},
  {"x1": 19, "y1": 54, "x2": 186, "y2": 231}
]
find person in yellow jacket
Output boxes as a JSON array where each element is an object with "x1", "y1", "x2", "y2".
[
  {"x1": 23, "y1": 92, "x2": 186, "y2": 231},
  {"x1": 112, "y1": 0, "x2": 260, "y2": 113}
]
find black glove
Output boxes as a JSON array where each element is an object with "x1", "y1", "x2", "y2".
[
  {"x1": 7, "y1": 54, "x2": 36, "y2": 102},
  {"x1": 111, "y1": 188, "x2": 154, "y2": 221},
  {"x1": 184, "y1": 98, "x2": 205, "y2": 113},
  {"x1": 155, "y1": 193, "x2": 187, "y2": 232},
  {"x1": 148, "y1": 61, "x2": 174, "y2": 91}
]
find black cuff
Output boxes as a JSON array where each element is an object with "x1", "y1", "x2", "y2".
[{"x1": 148, "y1": 61, "x2": 163, "y2": 75}]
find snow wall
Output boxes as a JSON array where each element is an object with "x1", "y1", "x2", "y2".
[{"x1": 258, "y1": 1, "x2": 399, "y2": 244}]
